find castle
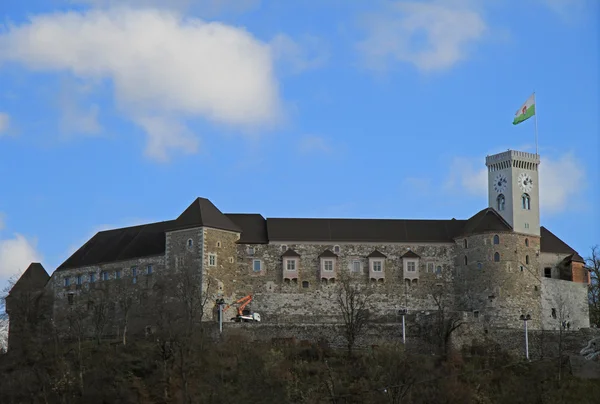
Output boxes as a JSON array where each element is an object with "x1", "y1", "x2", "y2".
[{"x1": 6, "y1": 149, "x2": 591, "y2": 350}]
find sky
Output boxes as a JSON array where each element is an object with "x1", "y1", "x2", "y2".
[{"x1": 0, "y1": 0, "x2": 598, "y2": 290}]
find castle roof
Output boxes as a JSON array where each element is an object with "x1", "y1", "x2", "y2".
[
  {"x1": 54, "y1": 197, "x2": 582, "y2": 271},
  {"x1": 8, "y1": 263, "x2": 50, "y2": 295}
]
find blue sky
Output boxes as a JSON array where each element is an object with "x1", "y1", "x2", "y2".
[{"x1": 0, "y1": 0, "x2": 598, "y2": 288}]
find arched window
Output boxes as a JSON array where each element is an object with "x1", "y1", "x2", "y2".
[
  {"x1": 494, "y1": 252, "x2": 500, "y2": 262},
  {"x1": 497, "y1": 194, "x2": 505, "y2": 211},
  {"x1": 464, "y1": 256, "x2": 468, "y2": 265},
  {"x1": 493, "y1": 235, "x2": 500, "y2": 245},
  {"x1": 525, "y1": 255, "x2": 529, "y2": 265},
  {"x1": 525, "y1": 238, "x2": 529, "y2": 247},
  {"x1": 521, "y1": 193, "x2": 531, "y2": 210},
  {"x1": 464, "y1": 239, "x2": 468, "y2": 248},
  {"x1": 187, "y1": 238, "x2": 193, "y2": 248}
]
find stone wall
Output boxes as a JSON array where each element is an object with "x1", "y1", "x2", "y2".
[
  {"x1": 221, "y1": 242, "x2": 456, "y2": 322},
  {"x1": 454, "y1": 232, "x2": 543, "y2": 329},
  {"x1": 540, "y1": 277, "x2": 590, "y2": 330}
]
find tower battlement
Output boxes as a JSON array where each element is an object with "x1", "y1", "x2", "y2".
[{"x1": 486, "y1": 150, "x2": 540, "y2": 168}]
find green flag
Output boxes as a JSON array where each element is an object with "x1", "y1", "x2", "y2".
[{"x1": 513, "y1": 94, "x2": 536, "y2": 125}]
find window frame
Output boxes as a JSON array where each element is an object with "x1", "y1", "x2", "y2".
[
  {"x1": 252, "y1": 259, "x2": 262, "y2": 272},
  {"x1": 285, "y1": 259, "x2": 297, "y2": 271},
  {"x1": 372, "y1": 260, "x2": 383, "y2": 272},
  {"x1": 208, "y1": 254, "x2": 217, "y2": 267},
  {"x1": 494, "y1": 252, "x2": 500, "y2": 262},
  {"x1": 323, "y1": 259, "x2": 334, "y2": 272}
]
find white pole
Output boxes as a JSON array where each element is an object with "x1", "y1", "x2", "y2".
[
  {"x1": 219, "y1": 303, "x2": 223, "y2": 334},
  {"x1": 533, "y1": 91, "x2": 539, "y2": 156},
  {"x1": 402, "y1": 314, "x2": 406, "y2": 344},
  {"x1": 525, "y1": 319, "x2": 530, "y2": 360}
]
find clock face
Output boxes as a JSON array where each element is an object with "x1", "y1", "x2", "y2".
[
  {"x1": 493, "y1": 174, "x2": 508, "y2": 193},
  {"x1": 518, "y1": 172, "x2": 533, "y2": 193}
]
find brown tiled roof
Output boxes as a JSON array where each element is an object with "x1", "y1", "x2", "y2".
[
  {"x1": 318, "y1": 249, "x2": 338, "y2": 258},
  {"x1": 367, "y1": 250, "x2": 387, "y2": 258},
  {"x1": 172, "y1": 198, "x2": 241, "y2": 233},
  {"x1": 9, "y1": 263, "x2": 50, "y2": 295},
  {"x1": 266, "y1": 218, "x2": 465, "y2": 243},
  {"x1": 459, "y1": 208, "x2": 512, "y2": 236},
  {"x1": 401, "y1": 250, "x2": 421, "y2": 258},
  {"x1": 226, "y1": 213, "x2": 268, "y2": 244},
  {"x1": 55, "y1": 198, "x2": 583, "y2": 272},
  {"x1": 281, "y1": 248, "x2": 301, "y2": 257},
  {"x1": 540, "y1": 226, "x2": 584, "y2": 262}
]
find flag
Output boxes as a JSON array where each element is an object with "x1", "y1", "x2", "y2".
[{"x1": 513, "y1": 93, "x2": 536, "y2": 125}]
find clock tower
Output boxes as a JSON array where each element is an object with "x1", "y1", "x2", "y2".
[{"x1": 485, "y1": 150, "x2": 540, "y2": 236}]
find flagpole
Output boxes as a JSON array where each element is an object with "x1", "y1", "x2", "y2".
[{"x1": 534, "y1": 91, "x2": 539, "y2": 156}]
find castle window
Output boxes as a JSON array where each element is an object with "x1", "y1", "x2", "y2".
[
  {"x1": 405, "y1": 278, "x2": 411, "y2": 287},
  {"x1": 525, "y1": 238, "x2": 529, "y2": 247},
  {"x1": 216, "y1": 241, "x2": 221, "y2": 248},
  {"x1": 323, "y1": 260, "x2": 334, "y2": 272},
  {"x1": 89, "y1": 273, "x2": 96, "y2": 283},
  {"x1": 247, "y1": 247, "x2": 255, "y2": 255},
  {"x1": 333, "y1": 245, "x2": 340, "y2": 254},
  {"x1": 521, "y1": 193, "x2": 531, "y2": 210},
  {"x1": 525, "y1": 255, "x2": 529, "y2": 265},
  {"x1": 281, "y1": 245, "x2": 287, "y2": 252},
  {"x1": 352, "y1": 260, "x2": 361, "y2": 272},
  {"x1": 464, "y1": 256, "x2": 468, "y2": 265},
  {"x1": 229, "y1": 257, "x2": 234, "y2": 263},
  {"x1": 477, "y1": 262, "x2": 482, "y2": 270},
  {"x1": 147, "y1": 265, "x2": 153, "y2": 275},
  {"x1": 131, "y1": 267, "x2": 138, "y2": 284},
  {"x1": 372, "y1": 261, "x2": 383, "y2": 272},
  {"x1": 436, "y1": 265, "x2": 442, "y2": 275},
  {"x1": 493, "y1": 235, "x2": 500, "y2": 245},
  {"x1": 302, "y1": 281, "x2": 309, "y2": 289},
  {"x1": 209, "y1": 254, "x2": 217, "y2": 267},
  {"x1": 102, "y1": 271, "x2": 109, "y2": 281},
  {"x1": 473, "y1": 310, "x2": 479, "y2": 319},
  {"x1": 544, "y1": 267, "x2": 552, "y2": 278},
  {"x1": 253, "y1": 259, "x2": 262, "y2": 272},
  {"x1": 187, "y1": 238, "x2": 193, "y2": 248},
  {"x1": 494, "y1": 252, "x2": 500, "y2": 262},
  {"x1": 115, "y1": 270, "x2": 121, "y2": 279},
  {"x1": 68, "y1": 293, "x2": 74, "y2": 305},
  {"x1": 497, "y1": 194, "x2": 505, "y2": 211},
  {"x1": 427, "y1": 262, "x2": 434, "y2": 273},
  {"x1": 286, "y1": 259, "x2": 296, "y2": 271},
  {"x1": 77, "y1": 275, "x2": 83, "y2": 285},
  {"x1": 64, "y1": 277, "x2": 70, "y2": 287},
  {"x1": 463, "y1": 239, "x2": 468, "y2": 248},
  {"x1": 551, "y1": 308, "x2": 557, "y2": 319}
]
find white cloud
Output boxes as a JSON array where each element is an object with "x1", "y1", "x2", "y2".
[
  {"x1": 0, "y1": 234, "x2": 43, "y2": 279},
  {"x1": 0, "y1": 112, "x2": 10, "y2": 135},
  {"x1": 270, "y1": 34, "x2": 329, "y2": 74},
  {"x1": 66, "y1": 0, "x2": 260, "y2": 15},
  {"x1": 539, "y1": 0, "x2": 589, "y2": 17},
  {"x1": 58, "y1": 78, "x2": 102, "y2": 136},
  {"x1": 298, "y1": 135, "x2": 331, "y2": 154},
  {"x1": 357, "y1": 0, "x2": 487, "y2": 71},
  {"x1": 444, "y1": 152, "x2": 586, "y2": 215},
  {"x1": 0, "y1": 7, "x2": 282, "y2": 161},
  {"x1": 539, "y1": 152, "x2": 585, "y2": 214},
  {"x1": 444, "y1": 156, "x2": 487, "y2": 197}
]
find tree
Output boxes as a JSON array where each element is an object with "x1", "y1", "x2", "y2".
[
  {"x1": 335, "y1": 273, "x2": 371, "y2": 357},
  {"x1": 112, "y1": 278, "x2": 140, "y2": 346},
  {"x1": 429, "y1": 283, "x2": 464, "y2": 358},
  {"x1": 587, "y1": 245, "x2": 600, "y2": 328},
  {"x1": 551, "y1": 289, "x2": 570, "y2": 385}
]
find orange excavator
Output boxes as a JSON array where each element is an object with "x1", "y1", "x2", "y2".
[{"x1": 222, "y1": 294, "x2": 261, "y2": 323}]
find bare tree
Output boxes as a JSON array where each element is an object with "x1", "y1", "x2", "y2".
[
  {"x1": 587, "y1": 245, "x2": 600, "y2": 328},
  {"x1": 88, "y1": 292, "x2": 111, "y2": 345},
  {"x1": 429, "y1": 283, "x2": 464, "y2": 358},
  {"x1": 551, "y1": 289, "x2": 571, "y2": 385},
  {"x1": 112, "y1": 279, "x2": 139, "y2": 346},
  {"x1": 335, "y1": 274, "x2": 371, "y2": 357},
  {"x1": 64, "y1": 305, "x2": 88, "y2": 396}
]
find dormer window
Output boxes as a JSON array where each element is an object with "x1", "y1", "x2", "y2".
[
  {"x1": 402, "y1": 250, "x2": 420, "y2": 280},
  {"x1": 282, "y1": 248, "x2": 300, "y2": 281},
  {"x1": 318, "y1": 249, "x2": 338, "y2": 280},
  {"x1": 522, "y1": 193, "x2": 531, "y2": 210}
]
